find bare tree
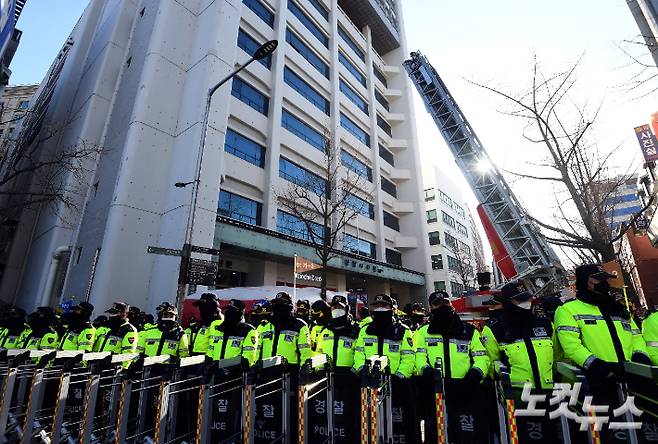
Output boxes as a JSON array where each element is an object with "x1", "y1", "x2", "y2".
[
  {"x1": 275, "y1": 138, "x2": 373, "y2": 299},
  {"x1": 446, "y1": 238, "x2": 477, "y2": 293},
  {"x1": 472, "y1": 56, "x2": 654, "y2": 263},
  {"x1": 615, "y1": 36, "x2": 658, "y2": 99}
]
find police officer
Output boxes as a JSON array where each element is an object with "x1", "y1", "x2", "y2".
[
  {"x1": 481, "y1": 282, "x2": 555, "y2": 389},
  {"x1": 296, "y1": 299, "x2": 312, "y2": 326},
  {"x1": 23, "y1": 307, "x2": 59, "y2": 350},
  {"x1": 142, "y1": 314, "x2": 156, "y2": 331},
  {"x1": 310, "y1": 299, "x2": 330, "y2": 352},
  {"x1": 643, "y1": 306, "x2": 658, "y2": 365},
  {"x1": 93, "y1": 302, "x2": 138, "y2": 353},
  {"x1": 258, "y1": 292, "x2": 312, "y2": 365},
  {"x1": 358, "y1": 306, "x2": 372, "y2": 328},
  {"x1": 415, "y1": 291, "x2": 490, "y2": 442},
  {"x1": 207, "y1": 299, "x2": 258, "y2": 366},
  {"x1": 316, "y1": 295, "x2": 360, "y2": 367},
  {"x1": 128, "y1": 306, "x2": 145, "y2": 332},
  {"x1": 59, "y1": 302, "x2": 96, "y2": 351},
  {"x1": 186, "y1": 293, "x2": 223, "y2": 355},
  {"x1": 555, "y1": 264, "x2": 650, "y2": 379},
  {"x1": 482, "y1": 292, "x2": 505, "y2": 320},
  {"x1": 408, "y1": 302, "x2": 428, "y2": 331},
  {"x1": 137, "y1": 306, "x2": 189, "y2": 358},
  {"x1": 249, "y1": 300, "x2": 270, "y2": 328},
  {"x1": 353, "y1": 294, "x2": 415, "y2": 378},
  {"x1": 0, "y1": 307, "x2": 28, "y2": 349}
]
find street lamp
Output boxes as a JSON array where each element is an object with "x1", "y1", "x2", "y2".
[{"x1": 176, "y1": 40, "x2": 278, "y2": 306}]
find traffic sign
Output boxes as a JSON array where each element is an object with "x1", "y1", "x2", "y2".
[
  {"x1": 186, "y1": 258, "x2": 218, "y2": 286},
  {"x1": 189, "y1": 244, "x2": 221, "y2": 256},
  {"x1": 147, "y1": 246, "x2": 182, "y2": 257}
]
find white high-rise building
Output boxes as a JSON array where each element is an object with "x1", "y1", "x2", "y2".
[
  {"x1": 0, "y1": 0, "x2": 433, "y2": 312},
  {"x1": 423, "y1": 166, "x2": 487, "y2": 297}
]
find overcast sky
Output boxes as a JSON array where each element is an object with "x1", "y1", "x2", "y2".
[
  {"x1": 402, "y1": 0, "x2": 658, "y2": 266},
  {"x1": 10, "y1": 0, "x2": 658, "y2": 267}
]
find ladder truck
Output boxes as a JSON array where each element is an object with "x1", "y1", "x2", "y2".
[{"x1": 403, "y1": 51, "x2": 565, "y2": 295}]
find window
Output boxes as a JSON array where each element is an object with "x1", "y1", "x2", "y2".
[
  {"x1": 340, "y1": 112, "x2": 370, "y2": 147},
  {"x1": 442, "y1": 211, "x2": 456, "y2": 229},
  {"x1": 288, "y1": 0, "x2": 328, "y2": 47},
  {"x1": 340, "y1": 79, "x2": 368, "y2": 115},
  {"x1": 279, "y1": 157, "x2": 327, "y2": 196},
  {"x1": 450, "y1": 281, "x2": 464, "y2": 298},
  {"x1": 237, "y1": 29, "x2": 272, "y2": 68},
  {"x1": 344, "y1": 234, "x2": 376, "y2": 258},
  {"x1": 377, "y1": 114, "x2": 392, "y2": 137},
  {"x1": 345, "y1": 193, "x2": 374, "y2": 219},
  {"x1": 431, "y1": 254, "x2": 443, "y2": 270},
  {"x1": 308, "y1": 0, "x2": 328, "y2": 20},
  {"x1": 18, "y1": 100, "x2": 29, "y2": 110},
  {"x1": 374, "y1": 90, "x2": 389, "y2": 111},
  {"x1": 439, "y1": 189, "x2": 452, "y2": 207},
  {"x1": 243, "y1": 0, "x2": 274, "y2": 27},
  {"x1": 459, "y1": 241, "x2": 471, "y2": 255},
  {"x1": 453, "y1": 203, "x2": 465, "y2": 217},
  {"x1": 284, "y1": 67, "x2": 330, "y2": 115},
  {"x1": 286, "y1": 28, "x2": 330, "y2": 78},
  {"x1": 231, "y1": 77, "x2": 269, "y2": 115},
  {"x1": 445, "y1": 232, "x2": 459, "y2": 250},
  {"x1": 606, "y1": 206, "x2": 643, "y2": 218},
  {"x1": 337, "y1": 25, "x2": 365, "y2": 61},
  {"x1": 277, "y1": 210, "x2": 324, "y2": 243},
  {"x1": 424, "y1": 188, "x2": 435, "y2": 201},
  {"x1": 219, "y1": 190, "x2": 262, "y2": 225},
  {"x1": 426, "y1": 209, "x2": 437, "y2": 223},
  {"x1": 456, "y1": 222, "x2": 468, "y2": 237},
  {"x1": 383, "y1": 210, "x2": 399, "y2": 231},
  {"x1": 447, "y1": 255, "x2": 460, "y2": 272},
  {"x1": 282, "y1": 109, "x2": 326, "y2": 152},
  {"x1": 341, "y1": 150, "x2": 372, "y2": 181},
  {"x1": 386, "y1": 248, "x2": 402, "y2": 266},
  {"x1": 381, "y1": 177, "x2": 397, "y2": 197},
  {"x1": 378, "y1": 144, "x2": 394, "y2": 166},
  {"x1": 428, "y1": 231, "x2": 440, "y2": 245},
  {"x1": 224, "y1": 128, "x2": 265, "y2": 167},
  {"x1": 373, "y1": 64, "x2": 387, "y2": 87},
  {"x1": 339, "y1": 51, "x2": 366, "y2": 87},
  {"x1": 433, "y1": 281, "x2": 446, "y2": 291}
]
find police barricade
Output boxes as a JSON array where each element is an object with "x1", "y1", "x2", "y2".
[
  {"x1": 244, "y1": 356, "x2": 291, "y2": 444},
  {"x1": 297, "y1": 354, "x2": 333, "y2": 444},
  {"x1": 359, "y1": 356, "x2": 392, "y2": 444},
  {"x1": 624, "y1": 361, "x2": 658, "y2": 443},
  {"x1": 494, "y1": 361, "x2": 572, "y2": 444},
  {"x1": 113, "y1": 354, "x2": 171, "y2": 444},
  {"x1": 197, "y1": 356, "x2": 247, "y2": 444}
]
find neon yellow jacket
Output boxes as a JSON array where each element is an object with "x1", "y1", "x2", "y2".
[
  {"x1": 207, "y1": 322, "x2": 258, "y2": 366},
  {"x1": 555, "y1": 298, "x2": 648, "y2": 369},
  {"x1": 258, "y1": 318, "x2": 312, "y2": 365},
  {"x1": 353, "y1": 322, "x2": 415, "y2": 378},
  {"x1": 643, "y1": 311, "x2": 658, "y2": 365},
  {"x1": 137, "y1": 327, "x2": 189, "y2": 358}
]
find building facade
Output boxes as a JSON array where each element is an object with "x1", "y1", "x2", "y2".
[
  {"x1": 423, "y1": 166, "x2": 486, "y2": 298},
  {"x1": 0, "y1": 0, "x2": 433, "y2": 312},
  {"x1": 601, "y1": 175, "x2": 643, "y2": 233},
  {"x1": 627, "y1": 0, "x2": 658, "y2": 67},
  {"x1": 0, "y1": 84, "x2": 37, "y2": 146}
]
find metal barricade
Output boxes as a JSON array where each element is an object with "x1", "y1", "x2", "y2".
[
  {"x1": 359, "y1": 356, "x2": 392, "y2": 444},
  {"x1": 297, "y1": 354, "x2": 333, "y2": 444},
  {"x1": 428, "y1": 360, "x2": 449, "y2": 444},
  {"x1": 244, "y1": 356, "x2": 291, "y2": 444},
  {"x1": 113, "y1": 355, "x2": 170, "y2": 444},
  {"x1": 196, "y1": 356, "x2": 246, "y2": 444},
  {"x1": 624, "y1": 361, "x2": 658, "y2": 443}
]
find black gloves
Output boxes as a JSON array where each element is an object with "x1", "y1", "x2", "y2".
[
  {"x1": 587, "y1": 358, "x2": 618, "y2": 381},
  {"x1": 632, "y1": 352, "x2": 653, "y2": 365},
  {"x1": 462, "y1": 368, "x2": 483, "y2": 386},
  {"x1": 422, "y1": 366, "x2": 434, "y2": 379}
]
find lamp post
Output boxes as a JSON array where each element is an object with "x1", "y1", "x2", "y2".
[{"x1": 176, "y1": 40, "x2": 278, "y2": 307}]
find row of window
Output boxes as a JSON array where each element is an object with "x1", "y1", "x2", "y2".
[
  {"x1": 339, "y1": 51, "x2": 367, "y2": 88},
  {"x1": 244, "y1": 0, "x2": 390, "y2": 91},
  {"x1": 279, "y1": 157, "x2": 328, "y2": 196},
  {"x1": 426, "y1": 186, "x2": 466, "y2": 218},
  {"x1": 284, "y1": 67, "x2": 330, "y2": 115},
  {"x1": 238, "y1": 29, "x2": 272, "y2": 69},
  {"x1": 340, "y1": 79, "x2": 368, "y2": 115},
  {"x1": 219, "y1": 188, "x2": 405, "y2": 265},
  {"x1": 341, "y1": 149, "x2": 372, "y2": 182},
  {"x1": 231, "y1": 77, "x2": 269, "y2": 115},
  {"x1": 286, "y1": 28, "x2": 330, "y2": 78},
  {"x1": 281, "y1": 109, "x2": 326, "y2": 152},
  {"x1": 432, "y1": 280, "x2": 466, "y2": 298},
  {"x1": 340, "y1": 112, "x2": 370, "y2": 147}
]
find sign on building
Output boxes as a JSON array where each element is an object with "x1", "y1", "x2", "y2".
[{"x1": 634, "y1": 124, "x2": 658, "y2": 162}]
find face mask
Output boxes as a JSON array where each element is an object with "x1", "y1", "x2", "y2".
[
  {"x1": 159, "y1": 319, "x2": 176, "y2": 332},
  {"x1": 271, "y1": 305, "x2": 292, "y2": 321},
  {"x1": 224, "y1": 309, "x2": 243, "y2": 325},
  {"x1": 107, "y1": 315, "x2": 124, "y2": 329},
  {"x1": 371, "y1": 310, "x2": 393, "y2": 325},
  {"x1": 430, "y1": 306, "x2": 454, "y2": 321},
  {"x1": 516, "y1": 301, "x2": 533, "y2": 310},
  {"x1": 331, "y1": 308, "x2": 346, "y2": 319},
  {"x1": 593, "y1": 281, "x2": 611, "y2": 296}
]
